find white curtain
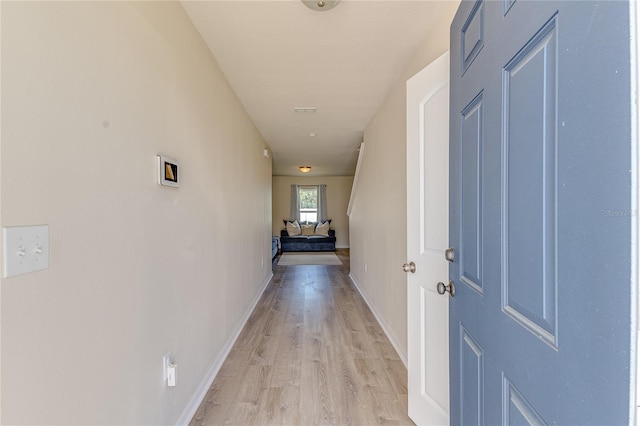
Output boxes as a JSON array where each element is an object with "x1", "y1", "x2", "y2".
[
  {"x1": 290, "y1": 184, "x2": 300, "y2": 222},
  {"x1": 317, "y1": 184, "x2": 328, "y2": 222}
]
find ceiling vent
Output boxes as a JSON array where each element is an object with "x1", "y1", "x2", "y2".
[{"x1": 293, "y1": 107, "x2": 317, "y2": 113}]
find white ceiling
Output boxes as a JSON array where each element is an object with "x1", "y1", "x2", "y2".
[{"x1": 181, "y1": 0, "x2": 454, "y2": 176}]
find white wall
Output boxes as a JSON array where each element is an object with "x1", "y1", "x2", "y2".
[
  {"x1": 1, "y1": 2, "x2": 272, "y2": 424},
  {"x1": 348, "y1": 1, "x2": 459, "y2": 363},
  {"x1": 272, "y1": 176, "x2": 353, "y2": 248}
]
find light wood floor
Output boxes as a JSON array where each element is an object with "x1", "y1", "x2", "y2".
[{"x1": 190, "y1": 249, "x2": 413, "y2": 425}]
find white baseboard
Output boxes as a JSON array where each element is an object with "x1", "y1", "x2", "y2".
[
  {"x1": 348, "y1": 273, "x2": 407, "y2": 368},
  {"x1": 336, "y1": 244, "x2": 350, "y2": 249},
  {"x1": 175, "y1": 271, "x2": 274, "y2": 425}
]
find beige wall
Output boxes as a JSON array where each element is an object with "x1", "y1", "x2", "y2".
[
  {"x1": 1, "y1": 2, "x2": 272, "y2": 424},
  {"x1": 348, "y1": 1, "x2": 459, "y2": 364},
  {"x1": 272, "y1": 176, "x2": 353, "y2": 248}
]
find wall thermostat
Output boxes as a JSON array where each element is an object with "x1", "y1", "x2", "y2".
[{"x1": 157, "y1": 155, "x2": 179, "y2": 188}]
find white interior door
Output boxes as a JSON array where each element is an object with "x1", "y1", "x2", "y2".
[{"x1": 406, "y1": 51, "x2": 450, "y2": 425}]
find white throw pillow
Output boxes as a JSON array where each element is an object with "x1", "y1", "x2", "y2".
[
  {"x1": 315, "y1": 221, "x2": 330, "y2": 236},
  {"x1": 301, "y1": 224, "x2": 315, "y2": 236},
  {"x1": 286, "y1": 220, "x2": 301, "y2": 236}
]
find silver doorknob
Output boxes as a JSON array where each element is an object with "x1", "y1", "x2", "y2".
[
  {"x1": 445, "y1": 247, "x2": 455, "y2": 263},
  {"x1": 402, "y1": 262, "x2": 416, "y2": 273},
  {"x1": 437, "y1": 281, "x2": 455, "y2": 297}
]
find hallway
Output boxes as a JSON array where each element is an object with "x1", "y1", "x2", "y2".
[{"x1": 190, "y1": 251, "x2": 413, "y2": 425}]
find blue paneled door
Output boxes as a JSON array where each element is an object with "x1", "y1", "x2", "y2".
[{"x1": 449, "y1": 1, "x2": 633, "y2": 424}]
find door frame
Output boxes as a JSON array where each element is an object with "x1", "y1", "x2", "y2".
[{"x1": 632, "y1": 0, "x2": 639, "y2": 422}]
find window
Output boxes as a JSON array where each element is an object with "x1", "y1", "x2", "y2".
[
  {"x1": 290, "y1": 184, "x2": 326, "y2": 223},
  {"x1": 298, "y1": 186, "x2": 318, "y2": 223}
]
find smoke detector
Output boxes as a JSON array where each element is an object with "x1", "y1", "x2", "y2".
[{"x1": 302, "y1": 0, "x2": 340, "y2": 12}]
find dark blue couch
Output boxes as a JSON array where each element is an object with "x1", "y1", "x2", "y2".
[{"x1": 280, "y1": 221, "x2": 336, "y2": 252}]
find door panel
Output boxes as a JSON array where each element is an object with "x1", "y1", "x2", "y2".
[
  {"x1": 502, "y1": 15, "x2": 558, "y2": 346},
  {"x1": 422, "y1": 84, "x2": 450, "y2": 253},
  {"x1": 450, "y1": 1, "x2": 633, "y2": 425},
  {"x1": 461, "y1": 1, "x2": 484, "y2": 74},
  {"x1": 460, "y1": 325, "x2": 484, "y2": 426},
  {"x1": 459, "y1": 93, "x2": 484, "y2": 294},
  {"x1": 502, "y1": 375, "x2": 546, "y2": 425},
  {"x1": 421, "y1": 285, "x2": 449, "y2": 412}
]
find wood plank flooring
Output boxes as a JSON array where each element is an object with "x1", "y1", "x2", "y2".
[{"x1": 190, "y1": 250, "x2": 413, "y2": 425}]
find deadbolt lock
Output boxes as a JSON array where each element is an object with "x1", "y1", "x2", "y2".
[{"x1": 445, "y1": 247, "x2": 455, "y2": 263}]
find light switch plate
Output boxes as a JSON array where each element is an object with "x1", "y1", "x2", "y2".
[
  {"x1": 163, "y1": 353, "x2": 176, "y2": 386},
  {"x1": 3, "y1": 225, "x2": 49, "y2": 278}
]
